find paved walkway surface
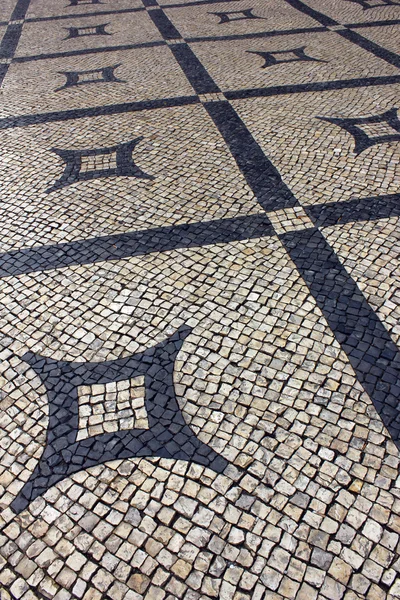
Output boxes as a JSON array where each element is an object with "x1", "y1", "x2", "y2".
[{"x1": 0, "y1": 0, "x2": 400, "y2": 598}]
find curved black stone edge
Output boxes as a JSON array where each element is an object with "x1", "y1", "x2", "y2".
[
  {"x1": 318, "y1": 107, "x2": 400, "y2": 154},
  {"x1": 11, "y1": 326, "x2": 228, "y2": 514},
  {"x1": 281, "y1": 227, "x2": 400, "y2": 446}
]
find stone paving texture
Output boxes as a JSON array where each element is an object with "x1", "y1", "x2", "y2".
[{"x1": 0, "y1": 0, "x2": 400, "y2": 598}]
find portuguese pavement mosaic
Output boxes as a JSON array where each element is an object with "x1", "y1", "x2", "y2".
[{"x1": 0, "y1": 0, "x2": 400, "y2": 598}]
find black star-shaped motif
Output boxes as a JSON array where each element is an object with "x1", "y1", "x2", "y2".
[{"x1": 318, "y1": 107, "x2": 400, "y2": 154}]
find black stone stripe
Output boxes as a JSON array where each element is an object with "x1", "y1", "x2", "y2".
[
  {"x1": 23, "y1": 0, "x2": 239, "y2": 23},
  {"x1": 346, "y1": 18, "x2": 400, "y2": 28},
  {"x1": 307, "y1": 193, "x2": 400, "y2": 227},
  {"x1": 1, "y1": 195, "x2": 399, "y2": 278},
  {"x1": 283, "y1": 0, "x2": 400, "y2": 69},
  {"x1": 205, "y1": 101, "x2": 301, "y2": 212},
  {"x1": 10, "y1": 0, "x2": 30, "y2": 20},
  {"x1": 0, "y1": 95, "x2": 200, "y2": 130},
  {"x1": 281, "y1": 227, "x2": 400, "y2": 445},
  {"x1": 13, "y1": 40, "x2": 166, "y2": 63},
  {"x1": 0, "y1": 23, "x2": 23, "y2": 59},
  {"x1": 26, "y1": 7, "x2": 146, "y2": 23},
  {"x1": 283, "y1": 0, "x2": 337, "y2": 26},
  {"x1": 0, "y1": 214, "x2": 274, "y2": 277},
  {"x1": 147, "y1": 8, "x2": 182, "y2": 39},
  {"x1": 0, "y1": 0, "x2": 32, "y2": 84},
  {"x1": 144, "y1": 2, "x2": 221, "y2": 93},
  {"x1": 169, "y1": 43, "x2": 220, "y2": 93},
  {"x1": 337, "y1": 27, "x2": 400, "y2": 69},
  {"x1": 225, "y1": 75, "x2": 400, "y2": 100},
  {"x1": 1, "y1": 73, "x2": 400, "y2": 130}
]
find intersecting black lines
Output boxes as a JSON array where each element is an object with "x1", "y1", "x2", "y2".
[
  {"x1": 346, "y1": 0, "x2": 400, "y2": 8},
  {"x1": 11, "y1": 326, "x2": 227, "y2": 514},
  {"x1": 247, "y1": 46, "x2": 326, "y2": 68},
  {"x1": 46, "y1": 137, "x2": 154, "y2": 193},
  {"x1": 56, "y1": 64, "x2": 124, "y2": 90},
  {"x1": 209, "y1": 8, "x2": 265, "y2": 24},
  {"x1": 318, "y1": 107, "x2": 400, "y2": 154},
  {"x1": 63, "y1": 23, "x2": 111, "y2": 39}
]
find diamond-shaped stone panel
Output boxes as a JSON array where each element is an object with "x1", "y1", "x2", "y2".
[{"x1": 77, "y1": 376, "x2": 149, "y2": 440}]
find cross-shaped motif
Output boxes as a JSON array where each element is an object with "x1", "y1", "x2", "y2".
[
  {"x1": 56, "y1": 64, "x2": 124, "y2": 91},
  {"x1": 11, "y1": 326, "x2": 227, "y2": 514},
  {"x1": 209, "y1": 8, "x2": 265, "y2": 24},
  {"x1": 247, "y1": 46, "x2": 326, "y2": 68},
  {"x1": 64, "y1": 23, "x2": 111, "y2": 39},
  {"x1": 318, "y1": 107, "x2": 400, "y2": 154},
  {"x1": 46, "y1": 137, "x2": 154, "y2": 193}
]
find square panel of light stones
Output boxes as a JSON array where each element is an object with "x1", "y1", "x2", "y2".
[{"x1": 0, "y1": 0, "x2": 400, "y2": 599}]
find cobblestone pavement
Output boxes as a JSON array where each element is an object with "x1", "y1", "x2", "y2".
[{"x1": 0, "y1": 0, "x2": 400, "y2": 598}]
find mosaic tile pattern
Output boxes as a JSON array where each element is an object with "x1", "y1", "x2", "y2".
[{"x1": 0, "y1": 0, "x2": 400, "y2": 598}]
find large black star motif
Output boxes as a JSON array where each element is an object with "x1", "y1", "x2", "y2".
[
  {"x1": 247, "y1": 47, "x2": 326, "y2": 68},
  {"x1": 46, "y1": 136, "x2": 154, "y2": 193},
  {"x1": 56, "y1": 64, "x2": 124, "y2": 91},
  {"x1": 11, "y1": 326, "x2": 228, "y2": 514},
  {"x1": 318, "y1": 107, "x2": 400, "y2": 154}
]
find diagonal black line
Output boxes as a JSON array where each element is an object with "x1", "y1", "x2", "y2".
[
  {"x1": 0, "y1": 0, "x2": 32, "y2": 84},
  {"x1": 337, "y1": 27, "x2": 400, "y2": 68},
  {"x1": 0, "y1": 95, "x2": 200, "y2": 130},
  {"x1": 0, "y1": 214, "x2": 274, "y2": 277},
  {"x1": 346, "y1": 18, "x2": 400, "y2": 28},
  {"x1": 186, "y1": 26, "x2": 326, "y2": 43},
  {"x1": 169, "y1": 43, "x2": 220, "y2": 93},
  {"x1": 23, "y1": 0, "x2": 239, "y2": 23},
  {"x1": 10, "y1": 0, "x2": 30, "y2": 20},
  {"x1": 283, "y1": 0, "x2": 337, "y2": 26},
  {"x1": 225, "y1": 75, "x2": 400, "y2": 100},
  {"x1": 204, "y1": 101, "x2": 297, "y2": 211},
  {"x1": 147, "y1": 8, "x2": 182, "y2": 39},
  {"x1": 144, "y1": 0, "x2": 400, "y2": 446},
  {"x1": 0, "y1": 23, "x2": 24, "y2": 59},
  {"x1": 2, "y1": 194, "x2": 399, "y2": 279},
  {"x1": 25, "y1": 7, "x2": 146, "y2": 23},
  {"x1": 2, "y1": 73, "x2": 400, "y2": 130},
  {"x1": 13, "y1": 40, "x2": 166, "y2": 63},
  {"x1": 307, "y1": 193, "x2": 400, "y2": 227},
  {"x1": 282, "y1": 227, "x2": 400, "y2": 445}
]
